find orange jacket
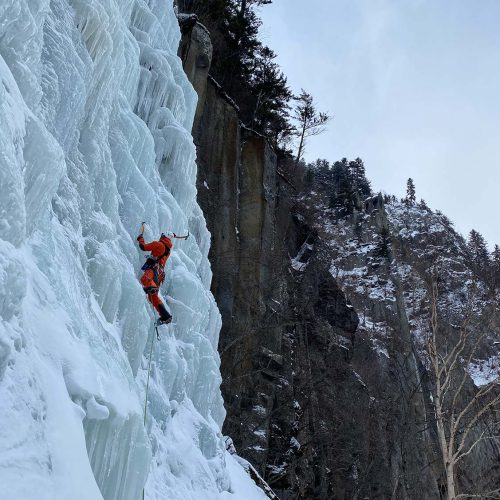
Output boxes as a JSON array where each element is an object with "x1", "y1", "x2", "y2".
[{"x1": 138, "y1": 235, "x2": 172, "y2": 268}]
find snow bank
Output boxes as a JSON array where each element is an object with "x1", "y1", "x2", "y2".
[{"x1": 0, "y1": 1, "x2": 266, "y2": 499}]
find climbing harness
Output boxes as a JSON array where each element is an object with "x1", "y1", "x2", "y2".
[{"x1": 141, "y1": 257, "x2": 157, "y2": 271}]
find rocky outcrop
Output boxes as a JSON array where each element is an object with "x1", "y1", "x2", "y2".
[
  {"x1": 179, "y1": 20, "x2": 500, "y2": 500},
  {"x1": 178, "y1": 20, "x2": 212, "y2": 132}
]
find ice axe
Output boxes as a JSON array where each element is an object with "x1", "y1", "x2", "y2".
[
  {"x1": 139, "y1": 221, "x2": 146, "y2": 236},
  {"x1": 172, "y1": 230, "x2": 190, "y2": 240}
]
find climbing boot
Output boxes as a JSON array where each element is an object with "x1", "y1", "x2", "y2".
[{"x1": 157, "y1": 304, "x2": 172, "y2": 325}]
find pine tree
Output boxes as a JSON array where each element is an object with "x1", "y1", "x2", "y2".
[
  {"x1": 440, "y1": 214, "x2": 453, "y2": 229},
  {"x1": 249, "y1": 46, "x2": 293, "y2": 145},
  {"x1": 348, "y1": 158, "x2": 371, "y2": 198},
  {"x1": 306, "y1": 156, "x2": 372, "y2": 214},
  {"x1": 312, "y1": 159, "x2": 331, "y2": 190},
  {"x1": 293, "y1": 90, "x2": 330, "y2": 164},
  {"x1": 304, "y1": 166, "x2": 315, "y2": 187},
  {"x1": 467, "y1": 229, "x2": 490, "y2": 271},
  {"x1": 492, "y1": 245, "x2": 500, "y2": 269},
  {"x1": 490, "y1": 244, "x2": 500, "y2": 288},
  {"x1": 376, "y1": 226, "x2": 391, "y2": 259},
  {"x1": 405, "y1": 178, "x2": 416, "y2": 205},
  {"x1": 179, "y1": 1, "x2": 293, "y2": 144},
  {"x1": 418, "y1": 199, "x2": 428, "y2": 210},
  {"x1": 329, "y1": 158, "x2": 352, "y2": 211}
]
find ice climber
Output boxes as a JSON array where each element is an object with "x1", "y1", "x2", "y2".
[{"x1": 137, "y1": 230, "x2": 174, "y2": 325}]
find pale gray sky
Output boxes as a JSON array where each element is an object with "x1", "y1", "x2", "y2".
[{"x1": 259, "y1": 0, "x2": 500, "y2": 248}]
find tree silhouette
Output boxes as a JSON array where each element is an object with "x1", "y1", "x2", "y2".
[
  {"x1": 293, "y1": 90, "x2": 330, "y2": 164},
  {"x1": 467, "y1": 230, "x2": 490, "y2": 273},
  {"x1": 405, "y1": 178, "x2": 416, "y2": 205}
]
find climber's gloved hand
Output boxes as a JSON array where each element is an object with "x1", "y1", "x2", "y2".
[{"x1": 137, "y1": 235, "x2": 143, "y2": 241}]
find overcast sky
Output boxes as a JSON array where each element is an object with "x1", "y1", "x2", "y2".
[{"x1": 258, "y1": 0, "x2": 500, "y2": 248}]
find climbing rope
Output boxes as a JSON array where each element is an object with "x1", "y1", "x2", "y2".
[
  {"x1": 142, "y1": 320, "x2": 156, "y2": 500},
  {"x1": 143, "y1": 320, "x2": 156, "y2": 425}
]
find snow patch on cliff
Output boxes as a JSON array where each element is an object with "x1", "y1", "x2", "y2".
[{"x1": 468, "y1": 355, "x2": 500, "y2": 387}]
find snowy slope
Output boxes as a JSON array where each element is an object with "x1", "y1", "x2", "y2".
[
  {"x1": 0, "y1": 1, "x2": 266, "y2": 499},
  {"x1": 316, "y1": 196, "x2": 497, "y2": 377}
]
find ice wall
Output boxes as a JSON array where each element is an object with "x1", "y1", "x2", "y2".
[{"x1": 0, "y1": 1, "x2": 265, "y2": 499}]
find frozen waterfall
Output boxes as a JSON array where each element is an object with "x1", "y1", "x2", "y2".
[{"x1": 0, "y1": 1, "x2": 266, "y2": 499}]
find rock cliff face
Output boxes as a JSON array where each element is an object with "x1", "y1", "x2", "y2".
[
  {"x1": 179, "y1": 18, "x2": 294, "y2": 471},
  {"x1": 179, "y1": 21, "x2": 499, "y2": 500}
]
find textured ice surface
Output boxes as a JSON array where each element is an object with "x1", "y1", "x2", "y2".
[{"x1": 0, "y1": 1, "x2": 265, "y2": 499}]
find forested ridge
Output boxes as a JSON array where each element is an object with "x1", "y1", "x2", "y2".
[{"x1": 179, "y1": 0, "x2": 497, "y2": 259}]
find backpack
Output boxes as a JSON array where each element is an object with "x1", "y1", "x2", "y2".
[{"x1": 141, "y1": 241, "x2": 170, "y2": 271}]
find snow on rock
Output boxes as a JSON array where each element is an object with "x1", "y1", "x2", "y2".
[
  {"x1": 290, "y1": 241, "x2": 313, "y2": 272},
  {"x1": 468, "y1": 354, "x2": 500, "y2": 387},
  {"x1": 0, "y1": 2, "x2": 266, "y2": 499},
  {"x1": 222, "y1": 454, "x2": 273, "y2": 500},
  {"x1": 303, "y1": 192, "x2": 496, "y2": 371}
]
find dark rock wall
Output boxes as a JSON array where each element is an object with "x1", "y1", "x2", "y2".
[{"x1": 180, "y1": 21, "x2": 291, "y2": 470}]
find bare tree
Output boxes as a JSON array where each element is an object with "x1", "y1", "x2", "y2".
[{"x1": 426, "y1": 272, "x2": 500, "y2": 500}]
